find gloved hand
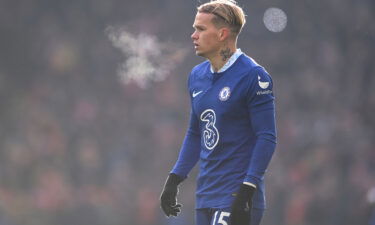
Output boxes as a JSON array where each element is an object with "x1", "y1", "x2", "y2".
[
  {"x1": 230, "y1": 183, "x2": 256, "y2": 225},
  {"x1": 160, "y1": 173, "x2": 184, "y2": 217}
]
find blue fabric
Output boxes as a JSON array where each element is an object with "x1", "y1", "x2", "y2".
[
  {"x1": 171, "y1": 54, "x2": 276, "y2": 209},
  {"x1": 195, "y1": 207, "x2": 265, "y2": 225}
]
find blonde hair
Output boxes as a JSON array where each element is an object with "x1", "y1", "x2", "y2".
[{"x1": 197, "y1": 0, "x2": 246, "y2": 36}]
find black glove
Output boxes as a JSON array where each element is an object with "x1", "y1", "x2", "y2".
[
  {"x1": 230, "y1": 183, "x2": 256, "y2": 225},
  {"x1": 160, "y1": 173, "x2": 184, "y2": 217}
]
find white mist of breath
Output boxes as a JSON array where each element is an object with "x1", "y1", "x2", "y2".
[{"x1": 106, "y1": 26, "x2": 188, "y2": 88}]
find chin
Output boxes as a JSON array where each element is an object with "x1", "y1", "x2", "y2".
[{"x1": 195, "y1": 50, "x2": 206, "y2": 57}]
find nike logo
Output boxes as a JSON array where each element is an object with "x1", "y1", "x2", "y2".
[{"x1": 192, "y1": 90, "x2": 203, "y2": 98}]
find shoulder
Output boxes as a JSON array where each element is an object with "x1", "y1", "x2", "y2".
[
  {"x1": 237, "y1": 54, "x2": 261, "y2": 69},
  {"x1": 235, "y1": 55, "x2": 272, "y2": 84},
  {"x1": 191, "y1": 60, "x2": 210, "y2": 76},
  {"x1": 188, "y1": 60, "x2": 210, "y2": 85},
  {"x1": 234, "y1": 55, "x2": 274, "y2": 101}
]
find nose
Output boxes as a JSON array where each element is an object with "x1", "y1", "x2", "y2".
[{"x1": 191, "y1": 31, "x2": 198, "y2": 40}]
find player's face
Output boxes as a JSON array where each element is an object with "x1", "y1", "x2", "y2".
[{"x1": 191, "y1": 12, "x2": 222, "y2": 59}]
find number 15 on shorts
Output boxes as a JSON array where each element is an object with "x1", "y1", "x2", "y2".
[{"x1": 212, "y1": 211, "x2": 230, "y2": 225}]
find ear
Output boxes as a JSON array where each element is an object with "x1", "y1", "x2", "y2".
[{"x1": 218, "y1": 27, "x2": 230, "y2": 41}]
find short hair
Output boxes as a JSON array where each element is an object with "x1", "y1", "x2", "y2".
[{"x1": 197, "y1": 0, "x2": 246, "y2": 36}]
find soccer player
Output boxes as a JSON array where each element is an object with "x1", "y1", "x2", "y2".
[{"x1": 160, "y1": 1, "x2": 277, "y2": 225}]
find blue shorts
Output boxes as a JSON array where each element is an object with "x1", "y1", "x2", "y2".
[{"x1": 195, "y1": 207, "x2": 264, "y2": 225}]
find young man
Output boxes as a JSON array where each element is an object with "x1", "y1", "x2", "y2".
[{"x1": 160, "y1": 1, "x2": 277, "y2": 225}]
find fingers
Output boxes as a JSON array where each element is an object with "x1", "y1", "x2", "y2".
[
  {"x1": 168, "y1": 203, "x2": 182, "y2": 217},
  {"x1": 161, "y1": 202, "x2": 182, "y2": 217},
  {"x1": 160, "y1": 192, "x2": 177, "y2": 217},
  {"x1": 160, "y1": 188, "x2": 182, "y2": 217}
]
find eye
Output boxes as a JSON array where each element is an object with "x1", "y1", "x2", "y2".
[{"x1": 193, "y1": 26, "x2": 205, "y2": 32}]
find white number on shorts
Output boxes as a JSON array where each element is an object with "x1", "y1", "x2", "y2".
[{"x1": 213, "y1": 211, "x2": 230, "y2": 225}]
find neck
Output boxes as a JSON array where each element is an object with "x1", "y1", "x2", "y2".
[{"x1": 209, "y1": 44, "x2": 236, "y2": 72}]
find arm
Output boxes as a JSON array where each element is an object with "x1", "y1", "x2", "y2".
[
  {"x1": 171, "y1": 109, "x2": 201, "y2": 178},
  {"x1": 244, "y1": 68, "x2": 277, "y2": 187},
  {"x1": 230, "y1": 67, "x2": 276, "y2": 225},
  {"x1": 161, "y1": 107, "x2": 201, "y2": 217},
  {"x1": 171, "y1": 70, "x2": 201, "y2": 178},
  {"x1": 244, "y1": 108, "x2": 276, "y2": 186}
]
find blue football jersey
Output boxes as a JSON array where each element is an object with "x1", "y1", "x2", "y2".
[{"x1": 171, "y1": 51, "x2": 276, "y2": 209}]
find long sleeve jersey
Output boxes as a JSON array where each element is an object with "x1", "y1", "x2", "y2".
[{"x1": 171, "y1": 50, "x2": 276, "y2": 209}]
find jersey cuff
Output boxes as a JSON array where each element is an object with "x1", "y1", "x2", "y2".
[
  {"x1": 244, "y1": 175, "x2": 262, "y2": 187},
  {"x1": 169, "y1": 170, "x2": 188, "y2": 180},
  {"x1": 243, "y1": 182, "x2": 257, "y2": 189}
]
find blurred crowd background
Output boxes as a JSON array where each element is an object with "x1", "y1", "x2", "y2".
[{"x1": 0, "y1": 0, "x2": 374, "y2": 225}]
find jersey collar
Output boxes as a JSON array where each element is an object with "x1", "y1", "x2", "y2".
[{"x1": 210, "y1": 48, "x2": 243, "y2": 73}]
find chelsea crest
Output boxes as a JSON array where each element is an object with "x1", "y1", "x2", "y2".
[{"x1": 219, "y1": 87, "x2": 231, "y2": 101}]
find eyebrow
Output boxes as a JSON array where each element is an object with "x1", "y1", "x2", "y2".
[{"x1": 193, "y1": 24, "x2": 206, "y2": 29}]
